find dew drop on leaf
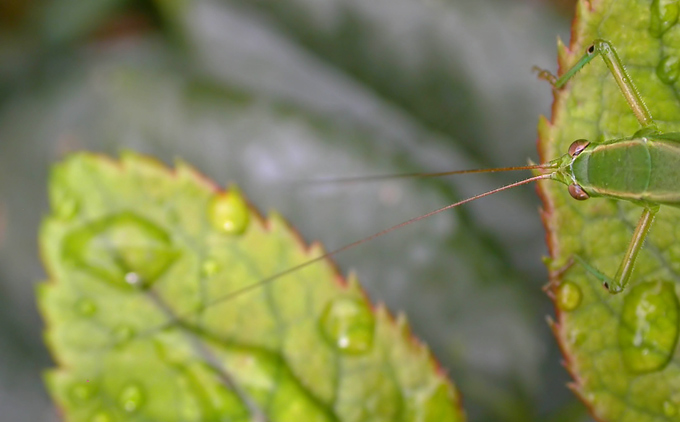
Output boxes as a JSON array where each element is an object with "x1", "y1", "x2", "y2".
[
  {"x1": 124, "y1": 272, "x2": 141, "y2": 285},
  {"x1": 617, "y1": 281, "x2": 680, "y2": 373},
  {"x1": 75, "y1": 298, "x2": 97, "y2": 316},
  {"x1": 555, "y1": 281, "x2": 582, "y2": 311},
  {"x1": 657, "y1": 55, "x2": 680, "y2": 84},
  {"x1": 319, "y1": 297, "x2": 375, "y2": 354},
  {"x1": 207, "y1": 188, "x2": 250, "y2": 235},
  {"x1": 650, "y1": 0, "x2": 680, "y2": 37},
  {"x1": 118, "y1": 382, "x2": 145, "y2": 413},
  {"x1": 62, "y1": 212, "x2": 178, "y2": 288}
]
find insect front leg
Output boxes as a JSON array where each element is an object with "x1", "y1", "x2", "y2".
[{"x1": 537, "y1": 39, "x2": 656, "y2": 130}]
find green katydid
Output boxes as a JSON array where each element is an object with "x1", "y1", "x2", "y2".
[
  {"x1": 135, "y1": 38, "x2": 664, "y2": 332},
  {"x1": 533, "y1": 38, "x2": 667, "y2": 294},
  {"x1": 202, "y1": 38, "x2": 669, "y2": 309}
]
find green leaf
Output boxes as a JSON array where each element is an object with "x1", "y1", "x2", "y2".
[
  {"x1": 39, "y1": 151, "x2": 464, "y2": 421},
  {"x1": 540, "y1": 0, "x2": 680, "y2": 419}
]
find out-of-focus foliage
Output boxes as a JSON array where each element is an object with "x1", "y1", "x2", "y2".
[{"x1": 0, "y1": 0, "x2": 582, "y2": 421}]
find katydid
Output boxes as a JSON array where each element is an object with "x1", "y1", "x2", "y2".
[
  {"x1": 176, "y1": 38, "x2": 668, "y2": 317},
  {"x1": 217, "y1": 39, "x2": 665, "y2": 307},
  {"x1": 533, "y1": 38, "x2": 669, "y2": 294}
]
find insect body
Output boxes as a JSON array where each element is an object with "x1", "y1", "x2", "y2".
[
  {"x1": 535, "y1": 39, "x2": 675, "y2": 294},
  {"x1": 546, "y1": 129, "x2": 679, "y2": 293}
]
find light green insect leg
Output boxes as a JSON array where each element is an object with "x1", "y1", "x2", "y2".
[
  {"x1": 574, "y1": 206, "x2": 658, "y2": 293},
  {"x1": 572, "y1": 255, "x2": 611, "y2": 285},
  {"x1": 551, "y1": 39, "x2": 656, "y2": 129},
  {"x1": 607, "y1": 206, "x2": 659, "y2": 293}
]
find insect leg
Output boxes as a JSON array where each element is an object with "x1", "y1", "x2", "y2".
[
  {"x1": 572, "y1": 254, "x2": 612, "y2": 286},
  {"x1": 571, "y1": 206, "x2": 658, "y2": 294},
  {"x1": 543, "y1": 40, "x2": 656, "y2": 129},
  {"x1": 607, "y1": 206, "x2": 659, "y2": 293}
]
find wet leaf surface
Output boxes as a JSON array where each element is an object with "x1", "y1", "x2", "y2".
[
  {"x1": 541, "y1": 0, "x2": 680, "y2": 419},
  {"x1": 39, "y1": 152, "x2": 464, "y2": 421}
]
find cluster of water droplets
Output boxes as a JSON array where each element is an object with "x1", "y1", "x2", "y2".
[
  {"x1": 57, "y1": 187, "x2": 256, "y2": 418},
  {"x1": 67, "y1": 380, "x2": 145, "y2": 420},
  {"x1": 55, "y1": 178, "x2": 460, "y2": 419},
  {"x1": 556, "y1": 276, "x2": 680, "y2": 377},
  {"x1": 60, "y1": 186, "x2": 254, "y2": 294},
  {"x1": 62, "y1": 212, "x2": 179, "y2": 290}
]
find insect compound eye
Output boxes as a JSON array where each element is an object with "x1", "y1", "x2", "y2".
[
  {"x1": 568, "y1": 139, "x2": 590, "y2": 157},
  {"x1": 603, "y1": 281, "x2": 609, "y2": 290},
  {"x1": 587, "y1": 44, "x2": 595, "y2": 54},
  {"x1": 568, "y1": 183, "x2": 590, "y2": 200}
]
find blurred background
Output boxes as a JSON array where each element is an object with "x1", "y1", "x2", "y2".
[{"x1": 0, "y1": 0, "x2": 591, "y2": 420}]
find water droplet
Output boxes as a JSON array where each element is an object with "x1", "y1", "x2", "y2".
[
  {"x1": 319, "y1": 297, "x2": 375, "y2": 354},
  {"x1": 63, "y1": 212, "x2": 178, "y2": 288},
  {"x1": 124, "y1": 272, "x2": 141, "y2": 285},
  {"x1": 201, "y1": 259, "x2": 219, "y2": 277},
  {"x1": 118, "y1": 382, "x2": 144, "y2": 413},
  {"x1": 69, "y1": 381, "x2": 94, "y2": 403},
  {"x1": 657, "y1": 55, "x2": 680, "y2": 85},
  {"x1": 664, "y1": 400, "x2": 678, "y2": 417},
  {"x1": 208, "y1": 188, "x2": 250, "y2": 235},
  {"x1": 556, "y1": 281, "x2": 582, "y2": 311},
  {"x1": 90, "y1": 411, "x2": 112, "y2": 422},
  {"x1": 617, "y1": 281, "x2": 680, "y2": 373},
  {"x1": 75, "y1": 298, "x2": 97, "y2": 316},
  {"x1": 113, "y1": 325, "x2": 135, "y2": 343},
  {"x1": 650, "y1": 0, "x2": 679, "y2": 37}
]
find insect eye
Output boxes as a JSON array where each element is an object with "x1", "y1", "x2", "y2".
[
  {"x1": 568, "y1": 139, "x2": 590, "y2": 157},
  {"x1": 603, "y1": 281, "x2": 609, "y2": 290},
  {"x1": 587, "y1": 44, "x2": 595, "y2": 54},
  {"x1": 568, "y1": 183, "x2": 590, "y2": 200}
]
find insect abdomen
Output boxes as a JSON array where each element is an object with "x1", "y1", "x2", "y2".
[{"x1": 646, "y1": 139, "x2": 680, "y2": 205}]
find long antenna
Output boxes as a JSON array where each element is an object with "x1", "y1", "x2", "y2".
[
  {"x1": 204, "y1": 173, "x2": 553, "y2": 307},
  {"x1": 301, "y1": 163, "x2": 557, "y2": 185},
  {"x1": 134, "y1": 172, "x2": 554, "y2": 340}
]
